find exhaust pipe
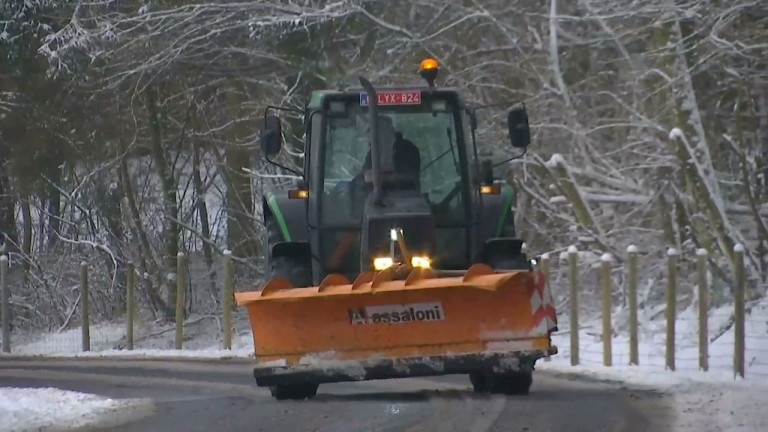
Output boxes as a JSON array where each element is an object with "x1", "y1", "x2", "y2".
[{"x1": 358, "y1": 76, "x2": 384, "y2": 206}]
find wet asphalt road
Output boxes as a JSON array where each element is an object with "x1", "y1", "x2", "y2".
[{"x1": 0, "y1": 358, "x2": 674, "y2": 432}]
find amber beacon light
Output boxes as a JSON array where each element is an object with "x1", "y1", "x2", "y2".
[{"x1": 418, "y1": 58, "x2": 439, "y2": 87}]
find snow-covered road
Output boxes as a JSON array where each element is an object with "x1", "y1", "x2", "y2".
[{"x1": 0, "y1": 387, "x2": 152, "y2": 431}]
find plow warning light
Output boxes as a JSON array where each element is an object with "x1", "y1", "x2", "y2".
[
  {"x1": 373, "y1": 257, "x2": 394, "y2": 271},
  {"x1": 411, "y1": 256, "x2": 431, "y2": 269}
]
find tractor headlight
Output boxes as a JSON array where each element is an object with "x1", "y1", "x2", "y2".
[
  {"x1": 373, "y1": 257, "x2": 394, "y2": 271},
  {"x1": 411, "y1": 256, "x2": 431, "y2": 269}
]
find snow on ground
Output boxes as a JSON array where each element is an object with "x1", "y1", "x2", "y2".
[
  {"x1": 66, "y1": 331, "x2": 254, "y2": 359},
  {"x1": 0, "y1": 387, "x2": 153, "y2": 431},
  {"x1": 9, "y1": 322, "x2": 127, "y2": 355},
  {"x1": 543, "y1": 295, "x2": 768, "y2": 431},
  {"x1": 4, "y1": 316, "x2": 255, "y2": 359},
  {"x1": 539, "y1": 362, "x2": 767, "y2": 431}
]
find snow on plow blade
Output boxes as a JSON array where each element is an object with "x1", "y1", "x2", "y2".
[{"x1": 234, "y1": 264, "x2": 558, "y2": 386}]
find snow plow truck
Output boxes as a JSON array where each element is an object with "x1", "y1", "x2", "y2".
[{"x1": 235, "y1": 59, "x2": 558, "y2": 400}]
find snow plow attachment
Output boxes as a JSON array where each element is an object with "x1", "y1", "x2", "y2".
[{"x1": 235, "y1": 264, "x2": 558, "y2": 397}]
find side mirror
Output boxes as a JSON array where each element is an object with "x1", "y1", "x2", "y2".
[
  {"x1": 507, "y1": 106, "x2": 530, "y2": 149},
  {"x1": 261, "y1": 115, "x2": 283, "y2": 158}
]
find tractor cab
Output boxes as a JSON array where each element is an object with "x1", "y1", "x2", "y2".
[
  {"x1": 261, "y1": 59, "x2": 531, "y2": 286},
  {"x1": 311, "y1": 86, "x2": 472, "y2": 278}
]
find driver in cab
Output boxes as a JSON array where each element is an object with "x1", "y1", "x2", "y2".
[{"x1": 359, "y1": 115, "x2": 421, "y2": 190}]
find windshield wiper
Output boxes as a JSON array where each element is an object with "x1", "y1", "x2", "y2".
[
  {"x1": 421, "y1": 128, "x2": 459, "y2": 172},
  {"x1": 421, "y1": 147, "x2": 453, "y2": 172}
]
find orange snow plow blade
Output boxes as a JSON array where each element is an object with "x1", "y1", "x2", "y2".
[{"x1": 234, "y1": 264, "x2": 557, "y2": 386}]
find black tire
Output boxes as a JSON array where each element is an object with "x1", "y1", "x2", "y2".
[
  {"x1": 470, "y1": 371, "x2": 491, "y2": 393},
  {"x1": 270, "y1": 255, "x2": 312, "y2": 288},
  {"x1": 495, "y1": 371, "x2": 532, "y2": 395},
  {"x1": 470, "y1": 370, "x2": 532, "y2": 395},
  {"x1": 270, "y1": 383, "x2": 319, "y2": 400},
  {"x1": 265, "y1": 216, "x2": 312, "y2": 287},
  {"x1": 486, "y1": 254, "x2": 533, "y2": 272}
]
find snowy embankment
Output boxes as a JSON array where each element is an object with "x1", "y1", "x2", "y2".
[
  {"x1": 0, "y1": 387, "x2": 153, "y2": 431},
  {"x1": 542, "y1": 294, "x2": 768, "y2": 431},
  {"x1": 539, "y1": 361, "x2": 767, "y2": 432},
  {"x1": 548, "y1": 297, "x2": 768, "y2": 376},
  {"x1": 4, "y1": 319, "x2": 255, "y2": 359}
]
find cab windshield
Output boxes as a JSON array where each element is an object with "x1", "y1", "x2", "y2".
[{"x1": 322, "y1": 97, "x2": 465, "y2": 226}]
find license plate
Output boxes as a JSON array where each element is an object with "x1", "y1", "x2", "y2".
[{"x1": 360, "y1": 91, "x2": 421, "y2": 106}]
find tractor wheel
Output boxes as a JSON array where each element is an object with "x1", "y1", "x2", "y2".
[
  {"x1": 265, "y1": 216, "x2": 311, "y2": 287},
  {"x1": 469, "y1": 371, "x2": 492, "y2": 393},
  {"x1": 270, "y1": 255, "x2": 312, "y2": 288},
  {"x1": 270, "y1": 383, "x2": 319, "y2": 400},
  {"x1": 470, "y1": 370, "x2": 532, "y2": 395},
  {"x1": 486, "y1": 254, "x2": 533, "y2": 272},
  {"x1": 494, "y1": 371, "x2": 532, "y2": 396}
]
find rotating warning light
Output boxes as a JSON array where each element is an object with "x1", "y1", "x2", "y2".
[
  {"x1": 418, "y1": 58, "x2": 439, "y2": 72},
  {"x1": 418, "y1": 58, "x2": 439, "y2": 87}
]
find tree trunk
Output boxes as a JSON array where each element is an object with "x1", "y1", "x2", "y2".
[
  {"x1": 735, "y1": 86, "x2": 767, "y2": 286},
  {"x1": 0, "y1": 169, "x2": 18, "y2": 255},
  {"x1": 118, "y1": 140, "x2": 168, "y2": 317},
  {"x1": 46, "y1": 160, "x2": 61, "y2": 250},
  {"x1": 756, "y1": 82, "x2": 768, "y2": 202},
  {"x1": 36, "y1": 198, "x2": 45, "y2": 253},
  {"x1": 145, "y1": 85, "x2": 179, "y2": 320},
  {"x1": 192, "y1": 138, "x2": 219, "y2": 303},
  {"x1": 20, "y1": 195, "x2": 32, "y2": 301},
  {"x1": 224, "y1": 88, "x2": 257, "y2": 258},
  {"x1": 545, "y1": 156, "x2": 609, "y2": 250},
  {"x1": 105, "y1": 177, "x2": 126, "y2": 314}
]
